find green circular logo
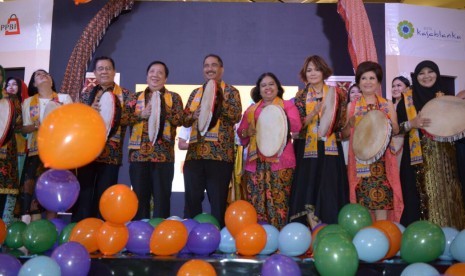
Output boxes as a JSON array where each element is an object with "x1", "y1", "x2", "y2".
[{"x1": 397, "y1": 20, "x2": 414, "y2": 39}]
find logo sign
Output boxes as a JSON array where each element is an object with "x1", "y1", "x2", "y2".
[
  {"x1": 397, "y1": 20, "x2": 414, "y2": 39},
  {"x1": 1, "y1": 14, "x2": 20, "y2": 35}
]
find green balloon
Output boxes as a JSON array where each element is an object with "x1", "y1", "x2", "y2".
[
  {"x1": 193, "y1": 213, "x2": 220, "y2": 229},
  {"x1": 58, "y1": 222, "x2": 77, "y2": 245},
  {"x1": 148, "y1": 217, "x2": 164, "y2": 228},
  {"x1": 400, "y1": 220, "x2": 445, "y2": 263},
  {"x1": 22, "y1": 219, "x2": 58, "y2": 254},
  {"x1": 337, "y1": 203, "x2": 373, "y2": 237},
  {"x1": 314, "y1": 233, "x2": 359, "y2": 276},
  {"x1": 5, "y1": 221, "x2": 27, "y2": 249},
  {"x1": 6, "y1": 248, "x2": 25, "y2": 258},
  {"x1": 314, "y1": 224, "x2": 351, "y2": 251}
]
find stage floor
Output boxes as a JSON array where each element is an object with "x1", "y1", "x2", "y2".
[{"x1": 77, "y1": 253, "x2": 452, "y2": 276}]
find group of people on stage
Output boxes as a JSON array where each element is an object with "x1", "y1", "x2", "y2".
[{"x1": 1, "y1": 54, "x2": 464, "y2": 231}]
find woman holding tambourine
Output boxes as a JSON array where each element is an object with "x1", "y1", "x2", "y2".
[
  {"x1": 237, "y1": 72, "x2": 301, "y2": 229},
  {"x1": 288, "y1": 55, "x2": 349, "y2": 226},
  {"x1": 396, "y1": 60, "x2": 465, "y2": 229},
  {"x1": 342, "y1": 61, "x2": 404, "y2": 223}
]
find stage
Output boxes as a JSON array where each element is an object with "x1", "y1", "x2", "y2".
[{"x1": 22, "y1": 253, "x2": 450, "y2": 276}]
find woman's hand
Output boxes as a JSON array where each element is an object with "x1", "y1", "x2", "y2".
[
  {"x1": 411, "y1": 111, "x2": 431, "y2": 129},
  {"x1": 140, "y1": 104, "x2": 152, "y2": 119}
]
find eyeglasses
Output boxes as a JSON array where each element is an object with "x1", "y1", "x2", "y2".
[{"x1": 96, "y1": 66, "x2": 114, "y2": 72}]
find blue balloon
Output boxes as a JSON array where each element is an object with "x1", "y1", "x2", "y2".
[
  {"x1": 352, "y1": 227, "x2": 389, "y2": 263},
  {"x1": 278, "y1": 222, "x2": 311, "y2": 257},
  {"x1": 439, "y1": 227, "x2": 459, "y2": 261},
  {"x1": 19, "y1": 256, "x2": 61, "y2": 276},
  {"x1": 36, "y1": 169, "x2": 80, "y2": 212},
  {"x1": 450, "y1": 229, "x2": 465, "y2": 262},
  {"x1": 51, "y1": 242, "x2": 90, "y2": 276},
  {"x1": 0, "y1": 253, "x2": 22, "y2": 276},
  {"x1": 400, "y1": 263, "x2": 439, "y2": 276},
  {"x1": 219, "y1": 227, "x2": 236, "y2": 253},
  {"x1": 187, "y1": 223, "x2": 221, "y2": 255},
  {"x1": 259, "y1": 224, "x2": 279, "y2": 255},
  {"x1": 126, "y1": 221, "x2": 154, "y2": 255},
  {"x1": 261, "y1": 254, "x2": 301, "y2": 276}
]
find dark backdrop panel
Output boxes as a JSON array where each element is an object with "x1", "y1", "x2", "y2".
[{"x1": 49, "y1": 1, "x2": 385, "y2": 217}]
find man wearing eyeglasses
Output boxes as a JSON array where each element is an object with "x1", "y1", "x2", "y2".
[{"x1": 72, "y1": 56, "x2": 135, "y2": 222}]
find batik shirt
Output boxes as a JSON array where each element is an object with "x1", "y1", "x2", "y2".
[
  {"x1": 128, "y1": 87, "x2": 184, "y2": 162},
  {"x1": 183, "y1": 82, "x2": 242, "y2": 163}
]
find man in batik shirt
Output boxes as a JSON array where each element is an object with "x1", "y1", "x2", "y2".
[
  {"x1": 183, "y1": 54, "x2": 242, "y2": 227},
  {"x1": 128, "y1": 61, "x2": 183, "y2": 220},
  {"x1": 72, "y1": 56, "x2": 136, "y2": 222}
]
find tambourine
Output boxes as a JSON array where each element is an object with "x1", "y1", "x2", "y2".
[
  {"x1": 256, "y1": 104, "x2": 288, "y2": 157},
  {"x1": 353, "y1": 110, "x2": 392, "y2": 165}
]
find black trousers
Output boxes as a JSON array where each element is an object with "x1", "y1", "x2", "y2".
[
  {"x1": 183, "y1": 159, "x2": 233, "y2": 228},
  {"x1": 72, "y1": 161, "x2": 119, "y2": 222},
  {"x1": 129, "y1": 162, "x2": 174, "y2": 220}
]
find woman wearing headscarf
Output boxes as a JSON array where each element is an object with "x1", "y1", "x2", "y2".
[
  {"x1": 237, "y1": 72, "x2": 301, "y2": 229},
  {"x1": 0, "y1": 66, "x2": 22, "y2": 222},
  {"x1": 396, "y1": 60, "x2": 465, "y2": 229}
]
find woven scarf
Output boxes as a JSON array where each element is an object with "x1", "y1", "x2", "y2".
[
  {"x1": 247, "y1": 97, "x2": 285, "y2": 163},
  {"x1": 403, "y1": 89, "x2": 423, "y2": 165},
  {"x1": 304, "y1": 85, "x2": 338, "y2": 158},
  {"x1": 28, "y1": 93, "x2": 59, "y2": 156},
  {"x1": 353, "y1": 95, "x2": 390, "y2": 177},
  {"x1": 128, "y1": 88, "x2": 173, "y2": 149},
  {"x1": 189, "y1": 81, "x2": 225, "y2": 143}
]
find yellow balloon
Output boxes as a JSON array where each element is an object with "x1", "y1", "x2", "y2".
[{"x1": 38, "y1": 103, "x2": 106, "y2": 169}]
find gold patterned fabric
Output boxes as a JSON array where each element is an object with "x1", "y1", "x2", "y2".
[{"x1": 418, "y1": 137, "x2": 465, "y2": 229}]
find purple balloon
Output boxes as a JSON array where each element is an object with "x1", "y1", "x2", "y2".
[
  {"x1": 261, "y1": 254, "x2": 301, "y2": 276},
  {"x1": 0, "y1": 253, "x2": 22, "y2": 276},
  {"x1": 126, "y1": 221, "x2": 154, "y2": 255},
  {"x1": 49, "y1": 218, "x2": 68, "y2": 250},
  {"x1": 186, "y1": 223, "x2": 221, "y2": 255},
  {"x1": 36, "y1": 169, "x2": 80, "y2": 212},
  {"x1": 180, "y1": 219, "x2": 200, "y2": 254},
  {"x1": 51, "y1": 242, "x2": 90, "y2": 276}
]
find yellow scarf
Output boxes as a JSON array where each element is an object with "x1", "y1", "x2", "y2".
[
  {"x1": 403, "y1": 89, "x2": 423, "y2": 165},
  {"x1": 128, "y1": 88, "x2": 173, "y2": 149},
  {"x1": 353, "y1": 95, "x2": 391, "y2": 177},
  {"x1": 247, "y1": 97, "x2": 285, "y2": 163},
  {"x1": 189, "y1": 81, "x2": 225, "y2": 143},
  {"x1": 28, "y1": 92, "x2": 59, "y2": 156},
  {"x1": 303, "y1": 85, "x2": 338, "y2": 158},
  {"x1": 109, "y1": 85, "x2": 124, "y2": 143}
]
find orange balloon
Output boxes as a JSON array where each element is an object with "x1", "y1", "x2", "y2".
[
  {"x1": 69, "y1": 218, "x2": 104, "y2": 253},
  {"x1": 150, "y1": 220, "x2": 187, "y2": 256},
  {"x1": 38, "y1": 103, "x2": 106, "y2": 170},
  {"x1": 0, "y1": 219, "x2": 6, "y2": 244},
  {"x1": 235, "y1": 223, "x2": 267, "y2": 256},
  {"x1": 177, "y1": 260, "x2": 217, "y2": 276},
  {"x1": 225, "y1": 200, "x2": 257, "y2": 238},
  {"x1": 445, "y1": 263, "x2": 465, "y2": 276},
  {"x1": 99, "y1": 184, "x2": 138, "y2": 224},
  {"x1": 74, "y1": 0, "x2": 92, "y2": 5},
  {"x1": 372, "y1": 220, "x2": 402, "y2": 259},
  {"x1": 97, "y1": 222, "x2": 129, "y2": 255}
]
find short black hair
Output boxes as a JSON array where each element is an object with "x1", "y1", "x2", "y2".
[
  {"x1": 203, "y1": 54, "x2": 223, "y2": 67},
  {"x1": 92, "y1": 56, "x2": 115, "y2": 71},
  {"x1": 355, "y1": 61, "x2": 383, "y2": 85},
  {"x1": 146, "y1": 61, "x2": 169, "y2": 78},
  {"x1": 28, "y1": 69, "x2": 57, "y2": 97}
]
